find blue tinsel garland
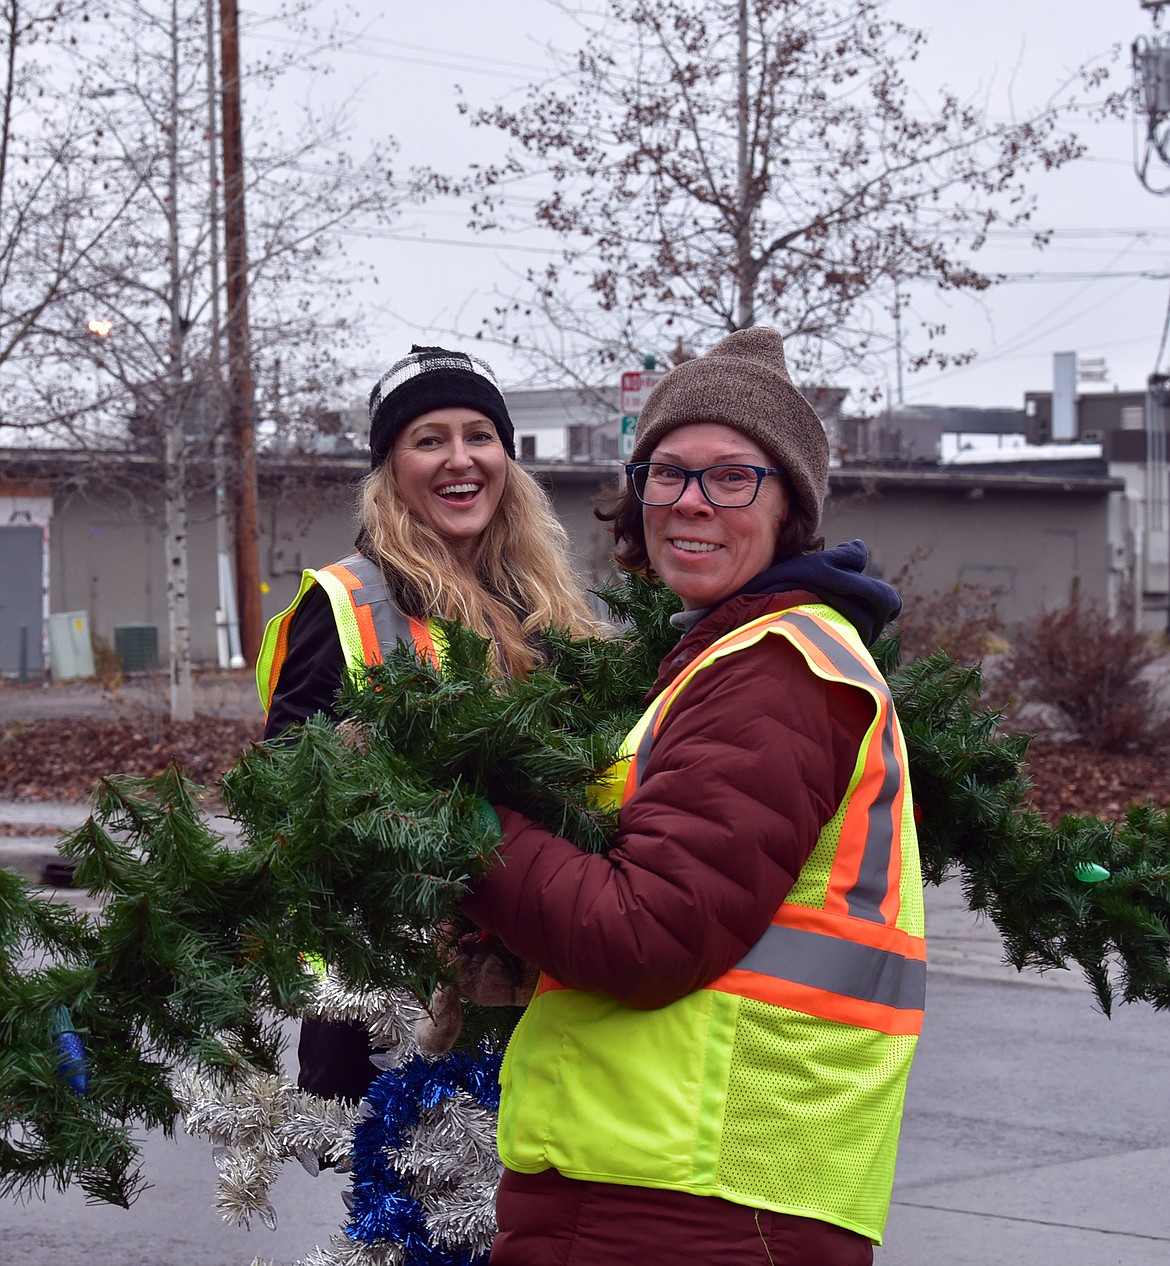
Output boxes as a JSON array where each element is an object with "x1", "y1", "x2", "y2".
[{"x1": 346, "y1": 1045, "x2": 502, "y2": 1266}]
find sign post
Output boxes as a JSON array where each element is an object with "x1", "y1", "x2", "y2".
[{"x1": 619, "y1": 363, "x2": 666, "y2": 459}]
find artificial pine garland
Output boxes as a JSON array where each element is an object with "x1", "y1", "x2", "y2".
[{"x1": 2, "y1": 576, "x2": 1169, "y2": 1219}]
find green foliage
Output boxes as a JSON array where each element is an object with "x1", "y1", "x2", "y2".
[
  {"x1": 885, "y1": 644, "x2": 1170, "y2": 1014},
  {"x1": 3, "y1": 578, "x2": 1170, "y2": 1209},
  {"x1": 0, "y1": 594, "x2": 665, "y2": 1205},
  {"x1": 592, "y1": 572, "x2": 682, "y2": 677}
]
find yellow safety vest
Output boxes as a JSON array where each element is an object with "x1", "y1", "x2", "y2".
[
  {"x1": 256, "y1": 552, "x2": 441, "y2": 715},
  {"x1": 497, "y1": 603, "x2": 925, "y2": 1244}
]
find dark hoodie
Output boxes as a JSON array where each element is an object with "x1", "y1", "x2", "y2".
[
  {"x1": 652, "y1": 539, "x2": 901, "y2": 696},
  {"x1": 735, "y1": 538, "x2": 901, "y2": 646}
]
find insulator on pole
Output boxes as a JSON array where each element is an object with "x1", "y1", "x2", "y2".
[{"x1": 1133, "y1": 28, "x2": 1170, "y2": 192}]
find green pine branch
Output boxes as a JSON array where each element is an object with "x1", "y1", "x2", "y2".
[{"x1": 2, "y1": 578, "x2": 1169, "y2": 1208}]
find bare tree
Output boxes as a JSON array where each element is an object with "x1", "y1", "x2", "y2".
[
  {"x1": 0, "y1": 0, "x2": 411, "y2": 715},
  {"x1": 0, "y1": 0, "x2": 147, "y2": 398},
  {"x1": 455, "y1": 0, "x2": 1122, "y2": 385}
]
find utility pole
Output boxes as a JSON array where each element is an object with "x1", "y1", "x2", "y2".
[
  {"x1": 219, "y1": 0, "x2": 262, "y2": 664},
  {"x1": 1133, "y1": 1, "x2": 1170, "y2": 634},
  {"x1": 733, "y1": 0, "x2": 754, "y2": 330},
  {"x1": 205, "y1": 0, "x2": 244, "y2": 670}
]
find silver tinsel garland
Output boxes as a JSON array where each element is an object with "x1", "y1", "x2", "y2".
[{"x1": 175, "y1": 968, "x2": 501, "y2": 1266}]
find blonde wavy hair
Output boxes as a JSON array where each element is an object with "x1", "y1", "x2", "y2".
[{"x1": 358, "y1": 459, "x2": 602, "y2": 677}]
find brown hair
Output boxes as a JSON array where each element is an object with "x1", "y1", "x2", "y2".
[{"x1": 360, "y1": 461, "x2": 602, "y2": 676}]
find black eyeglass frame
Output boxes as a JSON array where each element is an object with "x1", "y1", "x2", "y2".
[{"x1": 624, "y1": 461, "x2": 784, "y2": 508}]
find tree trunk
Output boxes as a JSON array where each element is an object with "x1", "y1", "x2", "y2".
[
  {"x1": 733, "y1": 0, "x2": 754, "y2": 331},
  {"x1": 164, "y1": 0, "x2": 193, "y2": 722}
]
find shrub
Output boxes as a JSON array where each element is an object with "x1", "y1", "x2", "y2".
[
  {"x1": 889, "y1": 551, "x2": 1005, "y2": 666},
  {"x1": 91, "y1": 633, "x2": 123, "y2": 688},
  {"x1": 999, "y1": 599, "x2": 1170, "y2": 753}
]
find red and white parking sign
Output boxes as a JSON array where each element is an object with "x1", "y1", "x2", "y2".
[{"x1": 619, "y1": 368, "x2": 666, "y2": 458}]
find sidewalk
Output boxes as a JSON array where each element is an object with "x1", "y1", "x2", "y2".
[
  {"x1": 0, "y1": 800, "x2": 91, "y2": 885},
  {"x1": 0, "y1": 668, "x2": 257, "y2": 722},
  {"x1": 2, "y1": 801, "x2": 1167, "y2": 1264},
  {"x1": 0, "y1": 798, "x2": 240, "y2": 886}
]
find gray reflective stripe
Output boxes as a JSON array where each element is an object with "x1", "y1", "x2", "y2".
[
  {"x1": 337, "y1": 554, "x2": 416, "y2": 661},
  {"x1": 780, "y1": 611, "x2": 900, "y2": 924},
  {"x1": 632, "y1": 695, "x2": 671, "y2": 792},
  {"x1": 734, "y1": 922, "x2": 926, "y2": 1012}
]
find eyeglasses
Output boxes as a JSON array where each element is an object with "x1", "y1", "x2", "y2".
[{"x1": 625, "y1": 461, "x2": 783, "y2": 508}]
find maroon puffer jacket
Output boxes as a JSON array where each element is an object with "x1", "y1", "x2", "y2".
[{"x1": 461, "y1": 589, "x2": 874, "y2": 1009}]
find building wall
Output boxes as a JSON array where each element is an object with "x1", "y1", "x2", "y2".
[
  {"x1": 42, "y1": 469, "x2": 621, "y2": 665},
  {"x1": 1024, "y1": 390, "x2": 1153, "y2": 446},
  {"x1": 49, "y1": 482, "x2": 227, "y2": 665},
  {"x1": 32, "y1": 464, "x2": 1121, "y2": 668},
  {"x1": 822, "y1": 480, "x2": 1117, "y2": 628}
]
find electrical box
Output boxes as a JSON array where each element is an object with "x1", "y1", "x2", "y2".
[
  {"x1": 114, "y1": 624, "x2": 160, "y2": 673},
  {"x1": 46, "y1": 612, "x2": 96, "y2": 681}
]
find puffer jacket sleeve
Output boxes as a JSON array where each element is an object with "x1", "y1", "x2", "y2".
[{"x1": 460, "y1": 633, "x2": 875, "y2": 1010}]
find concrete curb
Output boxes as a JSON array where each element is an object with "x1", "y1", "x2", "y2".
[{"x1": 0, "y1": 801, "x2": 88, "y2": 884}]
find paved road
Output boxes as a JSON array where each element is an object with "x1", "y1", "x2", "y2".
[
  {"x1": 2, "y1": 805, "x2": 1168, "y2": 1265},
  {"x1": 889, "y1": 892, "x2": 1170, "y2": 1264}
]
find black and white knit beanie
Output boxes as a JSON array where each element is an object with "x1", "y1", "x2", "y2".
[
  {"x1": 367, "y1": 345, "x2": 516, "y2": 468},
  {"x1": 631, "y1": 327, "x2": 829, "y2": 529}
]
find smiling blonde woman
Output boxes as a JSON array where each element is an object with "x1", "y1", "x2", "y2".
[{"x1": 256, "y1": 344, "x2": 601, "y2": 1102}]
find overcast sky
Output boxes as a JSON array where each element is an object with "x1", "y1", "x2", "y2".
[{"x1": 250, "y1": 0, "x2": 1168, "y2": 413}]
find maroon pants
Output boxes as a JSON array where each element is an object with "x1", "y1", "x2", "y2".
[{"x1": 491, "y1": 1167, "x2": 874, "y2": 1266}]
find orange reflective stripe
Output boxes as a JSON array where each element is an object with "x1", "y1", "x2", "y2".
[
  {"x1": 708, "y1": 967, "x2": 923, "y2": 1037},
  {"x1": 407, "y1": 617, "x2": 440, "y2": 670},
  {"x1": 618, "y1": 604, "x2": 923, "y2": 1034},
  {"x1": 257, "y1": 567, "x2": 325, "y2": 715},
  {"x1": 262, "y1": 611, "x2": 295, "y2": 713},
  {"x1": 774, "y1": 902, "x2": 925, "y2": 960},
  {"x1": 259, "y1": 554, "x2": 443, "y2": 713},
  {"x1": 625, "y1": 696, "x2": 666, "y2": 795},
  {"x1": 347, "y1": 580, "x2": 384, "y2": 664},
  {"x1": 533, "y1": 973, "x2": 566, "y2": 997},
  {"x1": 626, "y1": 613, "x2": 779, "y2": 791},
  {"x1": 323, "y1": 554, "x2": 439, "y2": 669},
  {"x1": 322, "y1": 556, "x2": 387, "y2": 667},
  {"x1": 831, "y1": 721, "x2": 905, "y2": 922},
  {"x1": 777, "y1": 611, "x2": 907, "y2": 926}
]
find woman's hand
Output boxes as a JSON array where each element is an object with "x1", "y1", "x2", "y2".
[{"x1": 414, "y1": 923, "x2": 539, "y2": 1055}]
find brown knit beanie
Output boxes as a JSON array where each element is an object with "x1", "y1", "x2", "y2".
[{"x1": 631, "y1": 327, "x2": 829, "y2": 528}]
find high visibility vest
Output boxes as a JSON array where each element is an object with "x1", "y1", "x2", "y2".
[
  {"x1": 497, "y1": 603, "x2": 925, "y2": 1244},
  {"x1": 256, "y1": 552, "x2": 441, "y2": 716}
]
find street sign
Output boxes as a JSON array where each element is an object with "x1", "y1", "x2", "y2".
[
  {"x1": 620, "y1": 369, "x2": 666, "y2": 415},
  {"x1": 620, "y1": 415, "x2": 638, "y2": 459},
  {"x1": 618, "y1": 369, "x2": 666, "y2": 459}
]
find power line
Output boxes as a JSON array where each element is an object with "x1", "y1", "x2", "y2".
[
  {"x1": 995, "y1": 270, "x2": 1170, "y2": 281},
  {"x1": 335, "y1": 225, "x2": 562, "y2": 255},
  {"x1": 240, "y1": 12, "x2": 551, "y2": 81}
]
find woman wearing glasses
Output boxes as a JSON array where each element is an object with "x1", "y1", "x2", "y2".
[{"x1": 462, "y1": 327, "x2": 924, "y2": 1265}]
